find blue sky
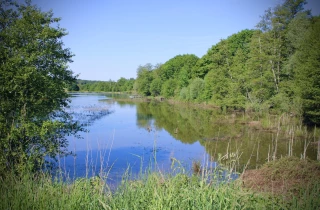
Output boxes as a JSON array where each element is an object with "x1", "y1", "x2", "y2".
[{"x1": 32, "y1": 0, "x2": 320, "y2": 81}]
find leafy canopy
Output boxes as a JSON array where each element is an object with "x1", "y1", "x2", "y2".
[{"x1": 0, "y1": 0, "x2": 80, "y2": 173}]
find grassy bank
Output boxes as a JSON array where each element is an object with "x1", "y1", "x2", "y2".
[{"x1": 1, "y1": 157, "x2": 319, "y2": 210}]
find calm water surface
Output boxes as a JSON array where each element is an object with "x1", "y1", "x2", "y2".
[{"x1": 60, "y1": 93, "x2": 318, "y2": 187}]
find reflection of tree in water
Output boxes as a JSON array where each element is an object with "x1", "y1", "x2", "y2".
[
  {"x1": 137, "y1": 112, "x2": 153, "y2": 129},
  {"x1": 136, "y1": 102, "x2": 197, "y2": 143},
  {"x1": 102, "y1": 99, "x2": 136, "y2": 108},
  {"x1": 135, "y1": 101, "x2": 318, "y2": 169},
  {"x1": 66, "y1": 104, "x2": 112, "y2": 126},
  {"x1": 136, "y1": 102, "x2": 246, "y2": 144},
  {"x1": 201, "y1": 131, "x2": 317, "y2": 170}
]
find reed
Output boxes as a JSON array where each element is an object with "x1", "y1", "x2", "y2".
[{"x1": 1, "y1": 157, "x2": 319, "y2": 210}]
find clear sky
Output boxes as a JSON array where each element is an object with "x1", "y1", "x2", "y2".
[{"x1": 31, "y1": 0, "x2": 320, "y2": 81}]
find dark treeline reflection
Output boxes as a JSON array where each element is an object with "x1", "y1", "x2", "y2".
[{"x1": 133, "y1": 101, "x2": 317, "y2": 169}]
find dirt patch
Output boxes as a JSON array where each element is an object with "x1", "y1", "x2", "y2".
[{"x1": 241, "y1": 157, "x2": 320, "y2": 196}]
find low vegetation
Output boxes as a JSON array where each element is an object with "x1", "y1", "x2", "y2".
[{"x1": 1, "y1": 157, "x2": 319, "y2": 209}]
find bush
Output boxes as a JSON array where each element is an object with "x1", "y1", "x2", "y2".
[
  {"x1": 179, "y1": 87, "x2": 189, "y2": 100},
  {"x1": 189, "y1": 78, "x2": 205, "y2": 100}
]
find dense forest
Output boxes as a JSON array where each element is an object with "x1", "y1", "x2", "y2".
[{"x1": 79, "y1": 0, "x2": 319, "y2": 125}]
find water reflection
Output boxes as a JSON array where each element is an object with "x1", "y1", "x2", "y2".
[
  {"x1": 61, "y1": 93, "x2": 318, "y2": 186},
  {"x1": 132, "y1": 101, "x2": 318, "y2": 169},
  {"x1": 62, "y1": 93, "x2": 210, "y2": 187}
]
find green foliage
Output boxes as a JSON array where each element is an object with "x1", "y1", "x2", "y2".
[
  {"x1": 68, "y1": 83, "x2": 80, "y2": 91},
  {"x1": 159, "y1": 54, "x2": 199, "y2": 81},
  {"x1": 201, "y1": 71, "x2": 214, "y2": 101},
  {"x1": 77, "y1": 78, "x2": 135, "y2": 92},
  {"x1": 161, "y1": 79, "x2": 178, "y2": 98},
  {"x1": 149, "y1": 78, "x2": 162, "y2": 96},
  {"x1": 0, "y1": 172, "x2": 105, "y2": 209},
  {"x1": 189, "y1": 78, "x2": 205, "y2": 100},
  {"x1": 2, "y1": 164, "x2": 319, "y2": 210},
  {"x1": 191, "y1": 54, "x2": 212, "y2": 78},
  {"x1": 0, "y1": 1, "x2": 81, "y2": 173},
  {"x1": 117, "y1": 77, "x2": 128, "y2": 92},
  {"x1": 194, "y1": 30, "x2": 254, "y2": 108},
  {"x1": 246, "y1": 30, "x2": 276, "y2": 104},
  {"x1": 292, "y1": 16, "x2": 320, "y2": 124},
  {"x1": 129, "y1": 0, "x2": 318, "y2": 124},
  {"x1": 131, "y1": 2, "x2": 319, "y2": 124},
  {"x1": 177, "y1": 66, "x2": 189, "y2": 87},
  {"x1": 179, "y1": 87, "x2": 189, "y2": 100},
  {"x1": 135, "y1": 64, "x2": 154, "y2": 96},
  {"x1": 269, "y1": 93, "x2": 291, "y2": 112}
]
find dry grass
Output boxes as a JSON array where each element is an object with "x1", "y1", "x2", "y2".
[{"x1": 241, "y1": 156, "x2": 320, "y2": 197}]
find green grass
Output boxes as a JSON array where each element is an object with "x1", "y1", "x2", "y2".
[
  {"x1": 0, "y1": 172, "x2": 104, "y2": 209},
  {"x1": 109, "y1": 173, "x2": 279, "y2": 210},
  {"x1": 1, "y1": 160, "x2": 319, "y2": 210}
]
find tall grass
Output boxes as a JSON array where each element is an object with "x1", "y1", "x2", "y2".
[
  {"x1": 1, "y1": 160, "x2": 319, "y2": 210},
  {"x1": 0, "y1": 172, "x2": 104, "y2": 210}
]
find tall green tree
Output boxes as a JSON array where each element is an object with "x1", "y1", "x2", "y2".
[
  {"x1": 248, "y1": 0, "x2": 308, "y2": 109},
  {"x1": 292, "y1": 16, "x2": 320, "y2": 124},
  {"x1": 159, "y1": 54, "x2": 198, "y2": 82},
  {"x1": 201, "y1": 30, "x2": 253, "y2": 108},
  {"x1": 135, "y1": 64, "x2": 154, "y2": 96},
  {"x1": 0, "y1": 0, "x2": 80, "y2": 172},
  {"x1": 117, "y1": 77, "x2": 128, "y2": 92},
  {"x1": 246, "y1": 30, "x2": 276, "y2": 107}
]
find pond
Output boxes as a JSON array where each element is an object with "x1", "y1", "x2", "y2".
[{"x1": 59, "y1": 93, "x2": 319, "y2": 188}]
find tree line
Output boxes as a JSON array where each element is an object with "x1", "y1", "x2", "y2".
[
  {"x1": 72, "y1": 78, "x2": 135, "y2": 92},
  {"x1": 73, "y1": 0, "x2": 319, "y2": 125},
  {"x1": 133, "y1": 0, "x2": 320, "y2": 125}
]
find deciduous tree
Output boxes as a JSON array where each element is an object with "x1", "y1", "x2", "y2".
[{"x1": 0, "y1": 0, "x2": 80, "y2": 172}]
